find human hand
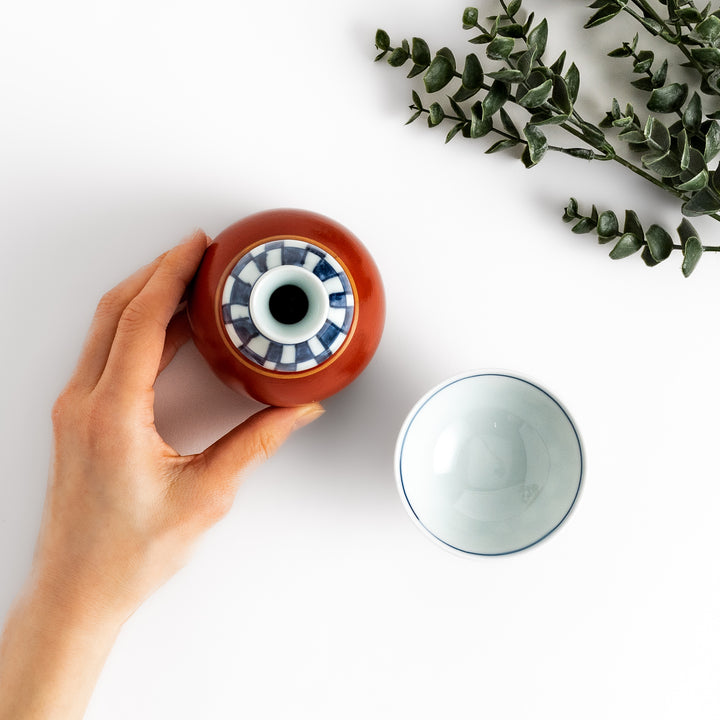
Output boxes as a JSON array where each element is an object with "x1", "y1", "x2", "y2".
[{"x1": 0, "y1": 230, "x2": 323, "y2": 719}]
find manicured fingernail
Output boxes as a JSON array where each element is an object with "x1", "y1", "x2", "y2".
[{"x1": 292, "y1": 403, "x2": 325, "y2": 431}]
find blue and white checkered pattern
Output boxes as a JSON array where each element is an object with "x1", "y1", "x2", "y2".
[{"x1": 221, "y1": 239, "x2": 355, "y2": 373}]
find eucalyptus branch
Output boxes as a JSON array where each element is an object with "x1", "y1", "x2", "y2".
[{"x1": 374, "y1": 1, "x2": 720, "y2": 275}]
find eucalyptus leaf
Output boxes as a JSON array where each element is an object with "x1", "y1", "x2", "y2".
[
  {"x1": 375, "y1": 29, "x2": 391, "y2": 51},
  {"x1": 527, "y1": 18, "x2": 548, "y2": 59},
  {"x1": 597, "y1": 210, "x2": 619, "y2": 238},
  {"x1": 424, "y1": 55, "x2": 455, "y2": 92},
  {"x1": 486, "y1": 138, "x2": 519, "y2": 153},
  {"x1": 518, "y1": 78, "x2": 553, "y2": 108},
  {"x1": 483, "y1": 80, "x2": 509, "y2": 116},
  {"x1": 682, "y1": 236, "x2": 703, "y2": 276},
  {"x1": 428, "y1": 102, "x2": 445, "y2": 127},
  {"x1": 704, "y1": 120, "x2": 720, "y2": 162},
  {"x1": 565, "y1": 63, "x2": 580, "y2": 103},
  {"x1": 623, "y1": 209, "x2": 645, "y2": 241},
  {"x1": 645, "y1": 224, "x2": 673, "y2": 262},
  {"x1": 462, "y1": 53, "x2": 484, "y2": 89},
  {"x1": 462, "y1": 7, "x2": 479, "y2": 28},
  {"x1": 523, "y1": 123, "x2": 548, "y2": 166},
  {"x1": 646, "y1": 83, "x2": 688, "y2": 113},
  {"x1": 682, "y1": 186, "x2": 720, "y2": 215},
  {"x1": 694, "y1": 14, "x2": 720, "y2": 41},
  {"x1": 683, "y1": 92, "x2": 702, "y2": 135},
  {"x1": 584, "y1": 3, "x2": 623, "y2": 28},
  {"x1": 486, "y1": 35, "x2": 514, "y2": 60},
  {"x1": 499, "y1": 107, "x2": 519, "y2": 136},
  {"x1": 609, "y1": 232, "x2": 643, "y2": 259},
  {"x1": 412, "y1": 37, "x2": 431, "y2": 66}
]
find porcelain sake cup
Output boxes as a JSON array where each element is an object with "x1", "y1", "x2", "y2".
[{"x1": 187, "y1": 209, "x2": 385, "y2": 406}]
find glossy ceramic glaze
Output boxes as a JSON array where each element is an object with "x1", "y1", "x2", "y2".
[
  {"x1": 187, "y1": 209, "x2": 385, "y2": 406},
  {"x1": 395, "y1": 372, "x2": 583, "y2": 556}
]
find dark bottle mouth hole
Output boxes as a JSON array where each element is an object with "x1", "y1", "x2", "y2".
[{"x1": 269, "y1": 284, "x2": 310, "y2": 325}]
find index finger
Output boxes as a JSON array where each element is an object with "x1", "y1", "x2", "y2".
[{"x1": 96, "y1": 230, "x2": 208, "y2": 397}]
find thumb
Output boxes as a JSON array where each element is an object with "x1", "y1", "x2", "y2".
[{"x1": 181, "y1": 403, "x2": 324, "y2": 523}]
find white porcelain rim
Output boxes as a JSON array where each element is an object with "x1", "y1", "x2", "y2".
[{"x1": 248, "y1": 265, "x2": 330, "y2": 345}]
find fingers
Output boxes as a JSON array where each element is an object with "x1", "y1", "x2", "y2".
[
  {"x1": 177, "y1": 403, "x2": 324, "y2": 525},
  {"x1": 157, "y1": 309, "x2": 193, "y2": 375},
  {"x1": 97, "y1": 230, "x2": 208, "y2": 398},
  {"x1": 69, "y1": 253, "x2": 168, "y2": 390}
]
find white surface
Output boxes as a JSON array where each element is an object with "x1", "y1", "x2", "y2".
[
  {"x1": 396, "y1": 372, "x2": 583, "y2": 555},
  {"x1": 1, "y1": 1, "x2": 719, "y2": 718}
]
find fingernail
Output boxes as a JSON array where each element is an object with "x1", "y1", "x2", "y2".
[{"x1": 292, "y1": 403, "x2": 325, "y2": 431}]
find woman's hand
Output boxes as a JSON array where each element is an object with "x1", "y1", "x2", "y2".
[{"x1": 0, "y1": 230, "x2": 323, "y2": 719}]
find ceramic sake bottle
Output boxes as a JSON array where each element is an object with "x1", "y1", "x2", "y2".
[{"x1": 187, "y1": 209, "x2": 385, "y2": 406}]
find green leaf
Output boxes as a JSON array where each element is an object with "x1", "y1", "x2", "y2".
[
  {"x1": 518, "y1": 78, "x2": 553, "y2": 108},
  {"x1": 631, "y1": 77, "x2": 655, "y2": 92},
  {"x1": 527, "y1": 18, "x2": 548, "y2": 59},
  {"x1": 682, "y1": 236, "x2": 703, "y2": 276},
  {"x1": 644, "y1": 116, "x2": 670, "y2": 153},
  {"x1": 646, "y1": 224, "x2": 673, "y2": 262},
  {"x1": 428, "y1": 102, "x2": 445, "y2": 127},
  {"x1": 641, "y1": 246, "x2": 660, "y2": 267},
  {"x1": 485, "y1": 138, "x2": 519, "y2": 153},
  {"x1": 453, "y1": 85, "x2": 481, "y2": 102},
  {"x1": 375, "y1": 29, "x2": 391, "y2": 51},
  {"x1": 550, "y1": 50, "x2": 567, "y2": 74},
  {"x1": 623, "y1": 209, "x2": 645, "y2": 242},
  {"x1": 563, "y1": 197, "x2": 579, "y2": 221},
  {"x1": 633, "y1": 50, "x2": 654, "y2": 73},
  {"x1": 497, "y1": 23, "x2": 525, "y2": 38},
  {"x1": 499, "y1": 107, "x2": 519, "y2": 136},
  {"x1": 486, "y1": 36, "x2": 514, "y2": 60},
  {"x1": 523, "y1": 123, "x2": 548, "y2": 166},
  {"x1": 462, "y1": 53, "x2": 484, "y2": 89},
  {"x1": 552, "y1": 75, "x2": 573, "y2": 114},
  {"x1": 676, "y1": 149, "x2": 709, "y2": 191},
  {"x1": 682, "y1": 186, "x2": 720, "y2": 215},
  {"x1": 644, "y1": 150, "x2": 682, "y2": 178},
  {"x1": 608, "y1": 45, "x2": 632, "y2": 58},
  {"x1": 646, "y1": 83, "x2": 688, "y2": 113},
  {"x1": 462, "y1": 7, "x2": 479, "y2": 28},
  {"x1": 585, "y1": 3, "x2": 623, "y2": 28},
  {"x1": 678, "y1": 129, "x2": 690, "y2": 171},
  {"x1": 445, "y1": 122, "x2": 465, "y2": 143},
  {"x1": 704, "y1": 120, "x2": 720, "y2": 162},
  {"x1": 597, "y1": 210, "x2": 619, "y2": 238},
  {"x1": 411, "y1": 90, "x2": 423, "y2": 110},
  {"x1": 506, "y1": 0, "x2": 522, "y2": 16},
  {"x1": 411, "y1": 38, "x2": 431, "y2": 66},
  {"x1": 695, "y1": 14, "x2": 720, "y2": 42},
  {"x1": 565, "y1": 63, "x2": 580, "y2": 104},
  {"x1": 487, "y1": 68, "x2": 525, "y2": 82},
  {"x1": 677, "y1": 218, "x2": 699, "y2": 247},
  {"x1": 618, "y1": 128, "x2": 647, "y2": 143},
  {"x1": 405, "y1": 109, "x2": 422, "y2": 125},
  {"x1": 683, "y1": 92, "x2": 702, "y2": 135},
  {"x1": 579, "y1": 121, "x2": 606, "y2": 145},
  {"x1": 424, "y1": 55, "x2": 455, "y2": 92},
  {"x1": 388, "y1": 47, "x2": 410, "y2": 67},
  {"x1": 436, "y1": 47, "x2": 456, "y2": 69},
  {"x1": 470, "y1": 101, "x2": 493, "y2": 138},
  {"x1": 691, "y1": 47, "x2": 720, "y2": 67},
  {"x1": 609, "y1": 233, "x2": 643, "y2": 259},
  {"x1": 483, "y1": 80, "x2": 509, "y2": 117},
  {"x1": 571, "y1": 217, "x2": 597, "y2": 233},
  {"x1": 651, "y1": 58, "x2": 668, "y2": 88},
  {"x1": 517, "y1": 49, "x2": 537, "y2": 79},
  {"x1": 449, "y1": 97, "x2": 467, "y2": 121}
]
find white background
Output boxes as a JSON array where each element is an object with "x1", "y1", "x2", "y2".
[{"x1": 1, "y1": 1, "x2": 719, "y2": 718}]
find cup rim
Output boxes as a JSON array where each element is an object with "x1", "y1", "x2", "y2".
[{"x1": 394, "y1": 369, "x2": 585, "y2": 558}]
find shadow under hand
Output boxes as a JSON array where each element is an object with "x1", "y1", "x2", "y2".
[{"x1": 153, "y1": 342, "x2": 262, "y2": 457}]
